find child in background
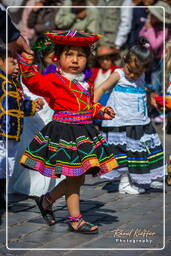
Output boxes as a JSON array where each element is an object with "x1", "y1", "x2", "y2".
[
  {"x1": 32, "y1": 34, "x2": 57, "y2": 74},
  {"x1": 90, "y1": 45, "x2": 120, "y2": 129},
  {"x1": 0, "y1": 47, "x2": 43, "y2": 212},
  {"x1": 18, "y1": 30, "x2": 118, "y2": 233},
  {"x1": 9, "y1": 35, "x2": 64, "y2": 197},
  {"x1": 90, "y1": 45, "x2": 120, "y2": 90},
  {"x1": 94, "y1": 37, "x2": 164, "y2": 194}
]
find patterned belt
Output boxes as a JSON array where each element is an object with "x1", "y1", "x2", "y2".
[{"x1": 52, "y1": 110, "x2": 93, "y2": 124}]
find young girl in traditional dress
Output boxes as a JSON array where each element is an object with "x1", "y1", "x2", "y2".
[
  {"x1": 17, "y1": 30, "x2": 118, "y2": 233},
  {"x1": 94, "y1": 36, "x2": 164, "y2": 194}
]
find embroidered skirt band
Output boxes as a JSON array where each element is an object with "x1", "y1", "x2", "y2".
[{"x1": 52, "y1": 110, "x2": 93, "y2": 124}]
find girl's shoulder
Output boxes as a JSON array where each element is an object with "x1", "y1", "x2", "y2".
[
  {"x1": 113, "y1": 68, "x2": 124, "y2": 79},
  {"x1": 114, "y1": 68, "x2": 124, "y2": 75}
]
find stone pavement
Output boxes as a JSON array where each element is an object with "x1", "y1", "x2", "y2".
[{"x1": 0, "y1": 124, "x2": 170, "y2": 256}]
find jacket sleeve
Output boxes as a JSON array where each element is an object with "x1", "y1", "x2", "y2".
[
  {"x1": 0, "y1": 4, "x2": 20, "y2": 43},
  {"x1": 17, "y1": 55, "x2": 53, "y2": 98},
  {"x1": 115, "y1": 0, "x2": 133, "y2": 48},
  {"x1": 22, "y1": 99, "x2": 36, "y2": 117}
]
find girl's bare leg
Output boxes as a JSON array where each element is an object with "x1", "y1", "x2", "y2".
[
  {"x1": 65, "y1": 175, "x2": 97, "y2": 231},
  {"x1": 42, "y1": 174, "x2": 97, "y2": 231},
  {"x1": 42, "y1": 175, "x2": 85, "y2": 210},
  {"x1": 42, "y1": 179, "x2": 67, "y2": 209},
  {"x1": 65, "y1": 175, "x2": 85, "y2": 217}
]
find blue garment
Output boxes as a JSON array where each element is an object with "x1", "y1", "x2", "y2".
[{"x1": 0, "y1": 4, "x2": 20, "y2": 43}]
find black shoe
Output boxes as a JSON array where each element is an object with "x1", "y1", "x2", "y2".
[{"x1": 35, "y1": 195, "x2": 56, "y2": 226}]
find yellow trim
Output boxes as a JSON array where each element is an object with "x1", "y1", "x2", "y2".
[
  {"x1": 30, "y1": 101, "x2": 36, "y2": 116},
  {"x1": 148, "y1": 152, "x2": 163, "y2": 159},
  {"x1": 0, "y1": 73, "x2": 24, "y2": 140}
]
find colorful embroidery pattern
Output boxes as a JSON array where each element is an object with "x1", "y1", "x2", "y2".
[{"x1": 20, "y1": 122, "x2": 118, "y2": 178}]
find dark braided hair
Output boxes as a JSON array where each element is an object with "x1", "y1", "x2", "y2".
[{"x1": 124, "y1": 36, "x2": 154, "y2": 70}]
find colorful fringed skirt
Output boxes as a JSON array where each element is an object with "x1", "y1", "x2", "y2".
[
  {"x1": 100, "y1": 122, "x2": 165, "y2": 184},
  {"x1": 20, "y1": 111, "x2": 118, "y2": 178}
]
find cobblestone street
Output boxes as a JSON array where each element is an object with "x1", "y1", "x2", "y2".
[{"x1": 0, "y1": 124, "x2": 170, "y2": 256}]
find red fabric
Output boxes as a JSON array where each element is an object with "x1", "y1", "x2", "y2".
[
  {"x1": 90, "y1": 65, "x2": 120, "y2": 83},
  {"x1": 46, "y1": 32, "x2": 100, "y2": 46},
  {"x1": 155, "y1": 96, "x2": 171, "y2": 109},
  {"x1": 18, "y1": 55, "x2": 108, "y2": 119}
]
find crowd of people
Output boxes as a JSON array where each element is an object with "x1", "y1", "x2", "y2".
[{"x1": 0, "y1": 0, "x2": 171, "y2": 234}]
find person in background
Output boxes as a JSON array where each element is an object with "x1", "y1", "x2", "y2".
[
  {"x1": 27, "y1": 0, "x2": 62, "y2": 43},
  {"x1": 0, "y1": 47, "x2": 43, "y2": 212},
  {"x1": 9, "y1": 35, "x2": 65, "y2": 197},
  {"x1": 154, "y1": 39, "x2": 171, "y2": 185},
  {"x1": 139, "y1": 1, "x2": 171, "y2": 123},
  {"x1": 1, "y1": 0, "x2": 25, "y2": 26},
  {"x1": 20, "y1": 0, "x2": 37, "y2": 43},
  {"x1": 0, "y1": 3, "x2": 33, "y2": 55},
  {"x1": 128, "y1": 0, "x2": 158, "y2": 48},
  {"x1": 90, "y1": 45, "x2": 120, "y2": 89},
  {"x1": 55, "y1": 0, "x2": 100, "y2": 34},
  {"x1": 97, "y1": 0, "x2": 124, "y2": 47},
  {"x1": 90, "y1": 45, "x2": 120, "y2": 130},
  {"x1": 114, "y1": 0, "x2": 135, "y2": 52}
]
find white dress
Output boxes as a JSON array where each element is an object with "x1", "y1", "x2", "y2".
[
  {"x1": 9, "y1": 84, "x2": 65, "y2": 196},
  {"x1": 100, "y1": 69, "x2": 164, "y2": 184}
]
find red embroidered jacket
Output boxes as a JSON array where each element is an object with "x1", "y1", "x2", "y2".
[{"x1": 18, "y1": 55, "x2": 108, "y2": 120}]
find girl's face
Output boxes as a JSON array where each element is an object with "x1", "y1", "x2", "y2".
[
  {"x1": 43, "y1": 51, "x2": 55, "y2": 66},
  {"x1": 59, "y1": 46, "x2": 87, "y2": 74},
  {"x1": 97, "y1": 55, "x2": 113, "y2": 70},
  {"x1": 124, "y1": 57, "x2": 146, "y2": 81},
  {"x1": 0, "y1": 57, "x2": 17, "y2": 75},
  {"x1": 11, "y1": 59, "x2": 19, "y2": 79}
]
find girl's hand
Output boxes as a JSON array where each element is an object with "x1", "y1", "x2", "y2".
[
  {"x1": 103, "y1": 107, "x2": 116, "y2": 120},
  {"x1": 150, "y1": 92, "x2": 159, "y2": 109},
  {"x1": 34, "y1": 98, "x2": 44, "y2": 112}
]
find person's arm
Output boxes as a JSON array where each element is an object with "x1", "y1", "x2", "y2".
[
  {"x1": 91, "y1": 86, "x2": 115, "y2": 120},
  {"x1": 17, "y1": 54, "x2": 52, "y2": 97},
  {"x1": 0, "y1": 4, "x2": 33, "y2": 55},
  {"x1": 94, "y1": 71, "x2": 120, "y2": 102},
  {"x1": 114, "y1": 0, "x2": 133, "y2": 49},
  {"x1": 0, "y1": 4, "x2": 20, "y2": 43}
]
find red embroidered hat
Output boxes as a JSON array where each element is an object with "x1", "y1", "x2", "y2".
[{"x1": 46, "y1": 30, "x2": 101, "y2": 46}]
